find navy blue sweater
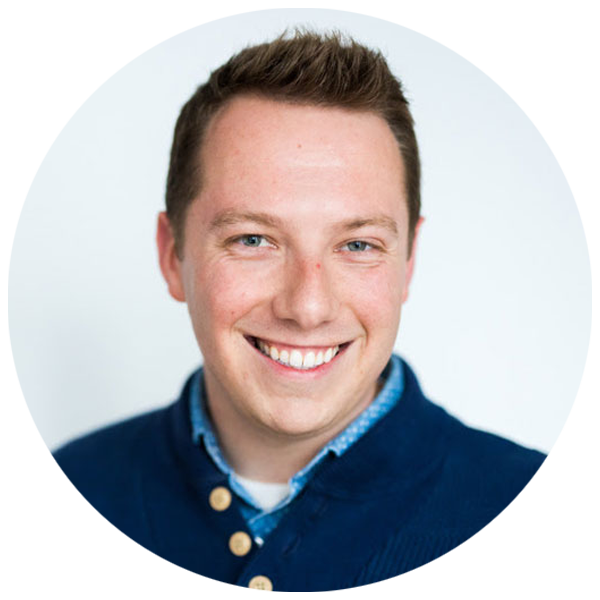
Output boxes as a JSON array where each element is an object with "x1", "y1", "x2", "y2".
[{"x1": 54, "y1": 360, "x2": 545, "y2": 591}]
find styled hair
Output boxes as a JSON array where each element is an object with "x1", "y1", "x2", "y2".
[{"x1": 166, "y1": 30, "x2": 421, "y2": 257}]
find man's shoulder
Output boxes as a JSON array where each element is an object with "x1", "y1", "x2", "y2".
[
  {"x1": 399, "y1": 363, "x2": 546, "y2": 479},
  {"x1": 55, "y1": 404, "x2": 164, "y2": 452},
  {"x1": 53, "y1": 403, "x2": 176, "y2": 495},
  {"x1": 426, "y1": 411, "x2": 547, "y2": 503},
  {"x1": 444, "y1": 413, "x2": 546, "y2": 481}
]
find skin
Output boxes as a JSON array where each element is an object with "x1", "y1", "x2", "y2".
[{"x1": 157, "y1": 95, "x2": 422, "y2": 482}]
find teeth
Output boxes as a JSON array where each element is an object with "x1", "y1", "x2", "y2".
[
  {"x1": 303, "y1": 352, "x2": 316, "y2": 368},
  {"x1": 253, "y1": 338, "x2": 342, "y2": 370},
  {"x1": 290, "y1": 350, "x2": 303, "y2": 368}
]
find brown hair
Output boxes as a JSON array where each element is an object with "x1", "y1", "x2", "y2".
[{"x1": 166, "y1": 30, "x2": 421, "y2": 257}]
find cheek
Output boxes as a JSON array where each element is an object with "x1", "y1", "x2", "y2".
[
  {"x1": 193, "y1": 260, "x2": 275, "y2": 329},
  {"x1": 341, "y1": 264, "x2": 405, "y2": 322}
]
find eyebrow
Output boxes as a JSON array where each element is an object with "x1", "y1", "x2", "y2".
[
  {"x1": 208, "y1": 210, "x2": 398, "y2": 235},
  {"x1": 338, "y1": 216, "x2": 398, "y2": 235},
  {"x1": 209, "y1": 210, "x2": 284, "y2": 231}
]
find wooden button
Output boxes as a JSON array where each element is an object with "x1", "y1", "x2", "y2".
[
  {"x1": 229, "y1": 531, "x2": 252, "y2": 556},
  {"x1": 209, "y1": 487, "x2": 231, "y2": 511},
  {"x1": 248, "y1": 575, "x2": 273, "y2": 591}
]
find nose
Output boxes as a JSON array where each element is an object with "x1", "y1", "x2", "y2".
[{"x1": 272, "y1": 255, "x2": 340, "y2": 331}]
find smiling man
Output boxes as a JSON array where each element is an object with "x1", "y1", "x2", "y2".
[{"x1": 54, "y1": 31, "x2": 545, "y2": 591}]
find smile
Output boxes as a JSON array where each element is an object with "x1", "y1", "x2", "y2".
[{"x1": 247, "y1": 337, "x2": 349, "y2": 371}]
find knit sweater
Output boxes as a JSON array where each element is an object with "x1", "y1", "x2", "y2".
[
  {"x1": 188, "y1": 354, "x2": 403, "y2": 541},
  {"x1": 54, "y1": 359, "x2": 546, "y2": 592}
]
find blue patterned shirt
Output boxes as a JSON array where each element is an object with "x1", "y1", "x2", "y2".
[{"x1": 189, "y1": 354, "x2": 404, "y2": 543}]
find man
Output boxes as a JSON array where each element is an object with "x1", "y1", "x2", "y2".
[{"x1": 54, "y1": 31, "x2": 545, "y2": 592}]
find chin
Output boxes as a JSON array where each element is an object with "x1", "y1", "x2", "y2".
[{"x1": 251, "y1": 393, "x2": 348, "y2": 439}]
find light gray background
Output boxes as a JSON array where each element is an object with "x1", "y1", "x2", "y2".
[{"x1": 8, "y1": 8, "x2": 591, "y2": 453}]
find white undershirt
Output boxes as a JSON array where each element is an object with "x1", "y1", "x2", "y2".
[{"x1": 233, "y1": 473, "x2": 291, "y2": 511}]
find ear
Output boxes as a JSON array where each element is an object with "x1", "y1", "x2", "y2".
[
  {"x1": 156, "y1": 212, "x2": 186, "y2": 302},
  {"x1": 402, "y1": 216, "x2": 424, "y2": 304}
]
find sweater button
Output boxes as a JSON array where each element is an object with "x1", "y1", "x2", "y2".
[
  {"x1": 229, "y1": 531, "x2": 252, "y2": 556},
  {"x1": 248, "y1": 575, "x2": 273, "y2": 591},
  {"x1": 209, "y1": 486, "x2": 232, "y2": 511}
]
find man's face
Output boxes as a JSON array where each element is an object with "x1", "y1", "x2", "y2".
[{"x1": 158, "y1": 95, "x2": 420, "y2": 442}]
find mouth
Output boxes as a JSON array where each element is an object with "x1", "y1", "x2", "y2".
[{"x1": 245, "y1": 336, "x2": 352, "y2": 371}]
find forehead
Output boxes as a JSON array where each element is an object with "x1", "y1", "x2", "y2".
[{"x1": 196, "y1": 95, "x2": 407, "y2": 223}]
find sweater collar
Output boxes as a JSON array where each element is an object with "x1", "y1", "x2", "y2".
[{"x1": 308, "y1": 360, "x2": 452, "y2": 499}]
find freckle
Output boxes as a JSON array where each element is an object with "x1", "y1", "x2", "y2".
[{"x1": 297, "y1": 143, "x2": 302, "y2": 149}]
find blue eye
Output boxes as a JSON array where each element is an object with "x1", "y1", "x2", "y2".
[
  {"x1": 346, "y1": 240, "x2": 371, "y2": 252},
  {"x1": 240, "y1": 235, "x2": 267, "y2": 247}
]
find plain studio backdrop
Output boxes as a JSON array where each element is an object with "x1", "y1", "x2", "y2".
[{"x1": 8, "y1": 9, "x2": 590, "y2": 454}]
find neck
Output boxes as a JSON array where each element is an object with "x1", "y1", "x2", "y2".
[{"x1": 203, "y1": 373, "x2": 379, "y2": 484}]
